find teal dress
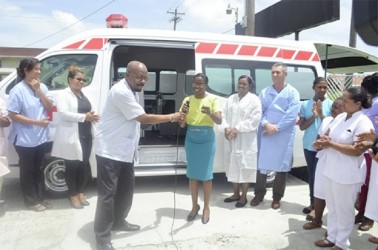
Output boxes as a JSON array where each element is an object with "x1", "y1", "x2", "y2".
[{"x1": 185, "y1": 125, "x2": 215, "y2": 181}]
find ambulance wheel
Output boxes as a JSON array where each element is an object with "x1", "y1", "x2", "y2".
[{"x1": 43, "y1": 156, "x2": 68, "y2": 196}]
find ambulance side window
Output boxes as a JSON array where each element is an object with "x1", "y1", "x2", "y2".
[
  {"x1": 40, "y1": 54, "x2": 98, "y2": 90},
  {"x1": 185, "y1": 70, "x2": 195, "y2": 95},
  {"x1": 202, "y1": 59, "x2": 317, "y2": 100}
]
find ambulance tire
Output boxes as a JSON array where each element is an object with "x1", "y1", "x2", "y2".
[{"x1": 43, "y1": 156, "x2": 68, "y2": 197}]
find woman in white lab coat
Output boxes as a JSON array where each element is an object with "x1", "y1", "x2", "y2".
[
  {"x1": 222, "y1": 75, "x2": 262, "y2": 208},
  {"x1": 51, "y1": 65, "x2": 99, "y2": 209},
  {"x1": 0, "y1": 98, "x2": 10, "y2": 210}
]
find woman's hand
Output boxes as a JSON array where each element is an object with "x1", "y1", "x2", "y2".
[
  {"x1": 356, "y1": 129, "x2": 376, "y2": 142},
  {"x1": 313, "y1": 135, "x2": 331, "y2": 149},
  {"x1": 312, "y1": 102, "x2": 319, "y2": 118},
  {"x1": 224, "y1": 128, "x2": 231, "y2": 140},
  {"x1": 201, "y1": 105, "x2": 211, "y2": 115},
  {"x1": 36, "y1": 118, "x2": 50, "y2": 128},
  {"x1": 229, "y1": 128, "x2": 238, "y2": 140},
  {"x1": 85, "y1": 111, "x2": 100, "y2": 123},
  {"x1": 28, "y1": 78, "x2": 41, "y2": 91},
  {"x1": 353, "y1": 140, "x2": 373, "y2": 152}
]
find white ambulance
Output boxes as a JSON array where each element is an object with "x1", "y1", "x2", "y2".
[{"x1": 0, "y1": 28, "x2": 327, "y2": 195}]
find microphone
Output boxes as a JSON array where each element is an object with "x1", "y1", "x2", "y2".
[{"x1": 183, "y1": 100, "x2": 190, "y2": 114}]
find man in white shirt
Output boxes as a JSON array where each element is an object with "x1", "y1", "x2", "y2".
[{"x1": 94, "y1": 61, "x2": 182, "y2": 250}]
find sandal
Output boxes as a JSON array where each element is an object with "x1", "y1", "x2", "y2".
[
  {"x1": 30, "y1": 204, "x2": 46, "y2": 212},
  {"x1": 369, "y1": 236, "x2": 378, "y2": 244},
  {"x1": 41, "y1": 200, "x2": 53, "y2": 209},
  {"x1": 315, "y1": 238, "x2": 335, "y2": 248}
]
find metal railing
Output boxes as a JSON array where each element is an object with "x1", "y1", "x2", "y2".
[{"x1": 326, "y1": 74, "x2": 368, "y2": 100}]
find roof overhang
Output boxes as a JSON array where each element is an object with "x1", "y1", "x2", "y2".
[{"x1": 314, "y1": 43, "x2": 378, "y2": 74}]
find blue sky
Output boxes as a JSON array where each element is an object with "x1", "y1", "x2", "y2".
[{"x1": 0, "y1": 0, "x2": 377, "y2": 56}]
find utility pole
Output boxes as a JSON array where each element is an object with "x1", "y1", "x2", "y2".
[
  {"x1": 245, "y1": 0, "x2": 255, "y2": 36},
  {"x1": 349, "y1": 6, "x2": 356, "y2": 48},
  {"x1": 167, "y1": 8, "x2": 185, "y2": 31}
]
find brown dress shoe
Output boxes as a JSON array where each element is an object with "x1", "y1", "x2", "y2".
[
  {"x1": 303, "y1": 220, "x2": 322, "y2": 230},
  {"x1": 250, "y1": 196, "x2": 263, "y2": 207},
  {"x1": 359, "y1": 218, "x2": 374, "y2": 231},
  {"x1": 314, "y1": 238, "x2": 335, "y2": 248},
  {"x1": 271, "y1": 200, "x2": 280, "y2": 209}
]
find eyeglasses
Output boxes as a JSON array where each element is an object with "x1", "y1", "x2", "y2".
[
  {"x1": 192, "y1": 81, "x2": 205, "y2": 86},
  {"x1": 75, "y1": 78, "x2": 87, "y2": 82},
  {"x1": 134, "y1": 75, "x2": 148, "y2": 81}
]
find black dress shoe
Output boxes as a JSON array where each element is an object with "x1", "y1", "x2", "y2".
[
  {"x1": 202, "y1": 215, "x2": 210, "y2": 224},
  {"x1": 187, "y1": 204, "x2": 200, "y2": 222},
  {"x1": 96, "y1": 242, "x2": 114, "y2": 250},
  {"x1": 224, "y1": 197, "x2": 240, "y2": 203},
  {"x1": 302, "y1": 205, "x2": 312, "y2": 214},
  {"x1": 112, "y1": 221, "x2": 141, "y2": 231},
  {"x1": 235, "y1": 200, "x2": 247, "y2": 208}
]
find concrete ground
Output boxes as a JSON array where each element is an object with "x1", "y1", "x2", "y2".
[{"x1": 0, "y1": 173, "x2": 377, "y2": 250}]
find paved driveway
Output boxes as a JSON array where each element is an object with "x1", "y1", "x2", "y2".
[{"x1": 0, "y1": 173, "x2": 377, "y2": 250}]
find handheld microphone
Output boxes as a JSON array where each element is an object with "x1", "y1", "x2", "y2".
[{"x1": 183, "y1": 100, "x2": 190, "y2": 114}]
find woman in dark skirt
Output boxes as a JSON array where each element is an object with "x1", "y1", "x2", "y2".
[{"x1": 179, "y1": 73, "x2": 222, "y2": 224}]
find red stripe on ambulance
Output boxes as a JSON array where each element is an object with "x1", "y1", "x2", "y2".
[
  {"x1": 63, "y1": 40, "x2": 85, "y2": 49},
  {"x1": 64, "y1": 38, "x2": 108, "y2": 50},
  {"x1": 277, "y1": 49, "x2": 296, "y2": 60},
  {"x1": 257, "y1": 47, "x2": 277, "y2": 57},
  {"x1": 216, "y1": 44, "x2": 239, "y2": 55},
  {"x1": 295, "y1": 51, "x2": 313, "y2": 61},
  {"x1": 196, "y1": 42, "x2": 320, "y2": 62},
  {"x1": 83, "y1": 38, "x2": 105, "y2": 49},
  {"x1": 238, "y1": 45, "x2": 258, "y2": 56},
  {"x1": 311, "y1": 53, "x2": 320, "y2": 62},
  {"x1": 195, "y1": 43, "x2": 217, "y2": 53}
]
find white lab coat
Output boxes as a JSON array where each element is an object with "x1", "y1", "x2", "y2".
[
  {"x1": 0, "y1": 98, "x2": 9, "y2": 177},
  {"x1": 222, "y1": 92, "x2": 262, "y2": 183},
  {"x1": 51, "y1": 88, "x2": 94, "y2": 161}
]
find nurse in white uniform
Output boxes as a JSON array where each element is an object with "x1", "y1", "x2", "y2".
[{"x1": 314, "y1": 86, "x2": 374, "y2": 250}]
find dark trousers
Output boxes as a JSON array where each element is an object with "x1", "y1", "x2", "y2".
[
  {"x1": 64, "y1": 137, "x2": 92, "y2": 196},
  {"x1": 94, "y1": 155, "x2": 135, "y2": 244},
  {"x1": 254, "y1": 170, "x2": 287, "y2": 201},
  {"x1": 304, "y1": 149, "x2": 318, "y2": 206},
  {"x1": 14, "y1": 143, "x2": 47, "y2": 207}
]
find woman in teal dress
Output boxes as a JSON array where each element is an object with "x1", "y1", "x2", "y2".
[{"x1": 180, "y1": 73, "x2": 222, "y2": 224}]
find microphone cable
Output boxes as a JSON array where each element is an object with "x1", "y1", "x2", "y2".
[
  {"x1": 169, "y1": 123, "x2": 182, "y2": 250},
  {"x1": 170, "y1": 101, "x2": 189, "y2": 249}
]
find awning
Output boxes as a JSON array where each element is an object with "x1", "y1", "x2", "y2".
[{"x1": 314, "y1": 43, "x2": 378, "y2": 74}]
